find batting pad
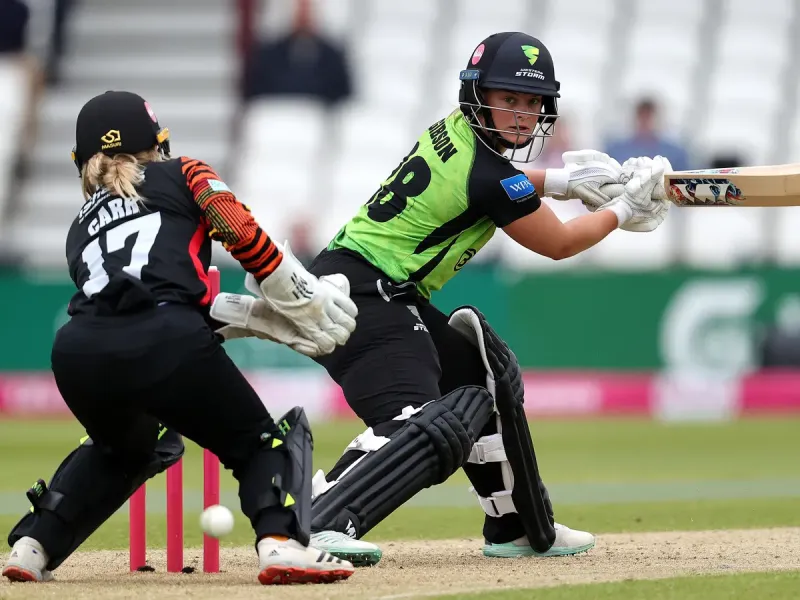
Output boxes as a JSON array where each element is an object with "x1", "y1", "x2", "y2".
[
  {"x1": 310, "y1": 386, "x2": 494, "y2": 538},
  {"x1": 448, "y1": 305, "x2": 556, "y2": 552}
]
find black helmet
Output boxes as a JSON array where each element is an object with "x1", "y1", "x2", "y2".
[
  {"x1": 72, "y1": 91, "x2": 171, "y2": 175},
  {"x1": 458, "y1": 32, "x2": 560, "y2": 162}
]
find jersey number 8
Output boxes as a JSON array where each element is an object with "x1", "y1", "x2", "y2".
[{"x1": 367, "y1": 142, "x2": 432, "y2": 222}]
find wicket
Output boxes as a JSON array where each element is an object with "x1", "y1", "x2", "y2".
[{"x1": 129, "y1": 266, "x2": 222, "y2": 573}]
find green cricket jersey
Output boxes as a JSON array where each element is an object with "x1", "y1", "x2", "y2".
[{"x1": 329, "y1": 110, "x2": 541, "y2": 298}]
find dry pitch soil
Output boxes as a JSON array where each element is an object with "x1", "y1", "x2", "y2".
[{"x1": 1, "y1": 528, "x2": 799, "y2": 599}]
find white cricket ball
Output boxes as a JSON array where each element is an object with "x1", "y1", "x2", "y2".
[{"x1": 200, "y1": 504, "x2": 234, "y2": 538}]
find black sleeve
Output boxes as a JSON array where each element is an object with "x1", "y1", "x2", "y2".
[{"x1": 468, "y1": 143, "x2": 541, "y2": 227}]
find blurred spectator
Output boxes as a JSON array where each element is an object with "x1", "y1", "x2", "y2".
[
  {"x1": 45, "y1": 0, "x2": 76, "y2": 84},
  {"x1": 709, "y1": 154, "x2": 743, "y2": 169},
  {"x1": 243, "y1": 0, "x2": 352, "y2": 106},
  {"x1": 0, "y1": 0, "x2": 40, "y2": 222},
  {"x1": 605, "y1": 98, "x2": 690, "y2": 171},
  {"x1": 0, "y1": 0, "x2": 29, "y2": 54},
  {"x1": 287, "y1": 217, "x2": 318, "y2": 267}
]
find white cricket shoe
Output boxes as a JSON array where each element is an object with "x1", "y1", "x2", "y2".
[
  {"x1": 256, "y1": 536, "x2": 354, "y2": 585},
  {"x1": 483, "y1": 522, "x2": 595, "y2": 558},
  {"x1": 310, "y1": 530, "x2": 383, "y2": 567},
  {"x1": 2, "y1": 537, "x2": 54, "y2": 582}
]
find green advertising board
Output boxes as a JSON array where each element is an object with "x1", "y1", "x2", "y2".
[{"x1": 2, "y1": 266, "x2": 798, "y2": 372}]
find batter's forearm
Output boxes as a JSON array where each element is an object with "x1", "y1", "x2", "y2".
[
  {"x1": 558, "y1": 210, "x2": 618, "y2": 258},
  {"x1": 522, "y1": 168, "x2": 546, "y2": 194}
]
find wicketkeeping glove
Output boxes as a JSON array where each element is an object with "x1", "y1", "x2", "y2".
[
  {"x1": 255, "y1": 241, "x2": 357, "y2": 355},
  {"x1": 210, "y1": 292, "x2": 330, "y2": 356}
]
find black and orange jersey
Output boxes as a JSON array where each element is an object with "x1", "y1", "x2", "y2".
[{"x1": 65, "y1": 156, "x2": 282, "y2": 316}]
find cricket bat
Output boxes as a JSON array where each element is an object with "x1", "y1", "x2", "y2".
[{"x1": 602, "y1": 163, "x2": 800, "y2": 207}]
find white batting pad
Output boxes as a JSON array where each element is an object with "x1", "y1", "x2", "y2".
[{"x1": 448, "y1": 308, "x2": 496, "y2": 398}]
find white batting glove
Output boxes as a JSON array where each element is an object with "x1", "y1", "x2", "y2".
[
  {"x1": 210, "y1": 293, "x2": 329, "y2": 356},
  {"x1": 597, "y1": 156, "x2": 668, "y2": 230},
  {"x1": 255, "y1": 241, "x2": 358, "y2": 355},
  {"x1": 621, "y1": 155, "x2": 672, "y2": 202},
  {"x1": 544, "y1": 150, "x2": 623, "y2": 208}
]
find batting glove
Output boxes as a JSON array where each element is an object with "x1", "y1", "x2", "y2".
[
  {"x1": 543, "y1": 150, "x2": 624, "y2": 209},
  {"x1": 597, "y1": 156, "x2": 669, "y2": 231}
]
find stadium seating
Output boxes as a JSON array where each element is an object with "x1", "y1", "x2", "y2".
[
  {"x1": 3, "y1": 0, "x2": 800, "y2": 269},
  {"x1": 0, "y1": 59, "x2": 28, "y2": 234}
]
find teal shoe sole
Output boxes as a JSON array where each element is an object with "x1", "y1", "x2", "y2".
[
  {"x1": 483, "y1": 539, "x2": 595, "y2": 558},
  {"x1": 326, "y1": 548, "x2": 383, "y2": 567}
]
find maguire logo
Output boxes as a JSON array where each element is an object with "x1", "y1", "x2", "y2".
[
  {"x1": 500, "y1": 174, "x2": 535, "y2": 201},
  {"x1": 668, "y1": 178, "x2": 745, "y2": 206},
  {"x1": 100, "y1": 129, "x2": 122, "y2": 150},
  {"x1": 454, "y1": 248, "x2": 476, "y2": 271}
]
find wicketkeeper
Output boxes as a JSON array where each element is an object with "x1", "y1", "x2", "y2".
[{"x1": 3, "y1": 91, "x2": 358, "y2": 585}]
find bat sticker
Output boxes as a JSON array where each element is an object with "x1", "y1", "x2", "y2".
[
  {"x1": 667, "y1": 178, "x2": 745, "y2": 206},
  {"x1": 680, "y1": 168, "x2": 740, "y2": 175}
]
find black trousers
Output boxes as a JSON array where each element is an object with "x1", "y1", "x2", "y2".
[
  {"x1": 45, "y1": 304, "x2": 294, "y2": 542},
  {"x1": 309, "y1": 249, "x2": 527, "y2": 542}
]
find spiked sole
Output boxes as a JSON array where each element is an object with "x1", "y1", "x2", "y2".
[
  {"x1": 325, "y1": 549, "x2": 382, "y2": 567},
  {"x1": 258, "y1": 566, "x2": 354, "y2": 585},
  {"x1": 2, "y1": 566, "x2": 40, "y2": 582}
]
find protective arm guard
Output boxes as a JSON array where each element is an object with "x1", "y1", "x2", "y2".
[
  {"x1": 449, "y1": 305, "x2": 556, "y2": 553},
  {"x1": 311, "y1": 386, "x2": 494, "y2": 538}
]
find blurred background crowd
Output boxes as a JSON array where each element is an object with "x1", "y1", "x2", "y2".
[{"x1": 0, "y1": 0, "x2": 799, "y2": 404}]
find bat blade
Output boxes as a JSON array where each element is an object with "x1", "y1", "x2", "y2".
[{"x1": 664, "y1": 164, "x2": 800, "y2": 207}]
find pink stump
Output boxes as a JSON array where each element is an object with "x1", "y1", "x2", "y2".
[
  {"x1": 203, "y1": 449, "x2": 221, "y2": 573},
  {"x1": 166, "y1": 460, "x2": 183, "y2": 572},
  {"x1": 129, "y1": 486, "x2": 146, "y2": 571}
]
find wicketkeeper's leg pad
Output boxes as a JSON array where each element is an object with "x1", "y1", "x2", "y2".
[
  {"x1": 7, "y1": 428, "x2": 184, "y2": 571},
  {"x1": 237, "y1": 406, "x2": 314, "y2": 546},
  {"x1": 310, "y1": 385, "x2": 494, "y2": 538},
  {"x1": 449, "y1": 306, "x2": 556, "y2": 552}
]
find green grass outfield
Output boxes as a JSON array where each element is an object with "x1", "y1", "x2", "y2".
[
  {"x1": 435, "y1": 571, "x2": 800, "y2": 600},
  {"x1": 1, "y1": 417, "x2": 798, "y2": 598}
]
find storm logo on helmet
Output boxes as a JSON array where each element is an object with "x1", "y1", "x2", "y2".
[
  {"x1": 521, "y1": 45, "x2": 539, "y2": 65},
  {"x1": 457, "y1": 32, "x2": 561, "y2": 163}
]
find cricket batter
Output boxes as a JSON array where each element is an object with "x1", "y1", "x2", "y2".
[{"x1": 298, "y1": 32, "x2": 671, "y2": 565}]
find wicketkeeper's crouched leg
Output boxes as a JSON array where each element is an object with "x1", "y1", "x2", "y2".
[
  {"x1": 7, "y1": 425, "x2": 184, "y2": 571},
  {"x1": 7, "y1": 325, "x2": 314, "y2": 576}
]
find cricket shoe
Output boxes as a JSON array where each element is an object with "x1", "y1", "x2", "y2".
[
  {"x1": 257, "y1": 536, "x2": 354, "y2": 584},
  {"x1": 310, "y1": 530, "x2": 383, "y2": 567},
  {"x1": 483, "y1": 523, "x2": 595, "y2": 558},
  {"x1": 2, "y1": 536, "x2": 54, "y2": 582}
]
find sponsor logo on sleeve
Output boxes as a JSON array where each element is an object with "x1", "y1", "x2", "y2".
[
  {"x1": 207, "y1": 179, "x2": 231, "y2": 192},
  {"x1": 500, "y1": 174, "x2": 535, "y2": 201}
]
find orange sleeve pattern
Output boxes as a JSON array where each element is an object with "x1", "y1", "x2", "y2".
[{"x1": 180, "y1": 157, "x2": 282, "y2": 281}]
